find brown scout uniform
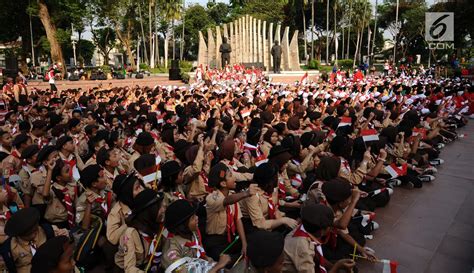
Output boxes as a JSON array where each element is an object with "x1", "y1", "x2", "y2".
[
  {"x1": 205, "y1": 190, "x2": 242, "y2": 235},
  {"x1": 161, "y1": 235, "x2": 198, "y2": 272},
  {"x1": 10, "y1": 227, "x2": 48, "y2": 273},
  {"x1": 44, "y1": 182, "x2": 77, "y2": 224},
  {"x1": 106, "y1": 201, "x2": 131, "y2": 245},
  {"x1": 239, "y1": 189, "x2": 282, "y2": 230},
  {"x1": 183, "y1": 146, "x2": 211, "y2": 201},
  {"x1": 115, "y1": 228, "x2": 152, "y2": 273},
  {"x1": 282, "y1": 226, "x2": 326, "y2": 273},
  {"x1": 338, "y1": 157, "x2": 368, "y2": 185}
]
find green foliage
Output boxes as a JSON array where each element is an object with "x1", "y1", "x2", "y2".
[
  {"x1": 180, "y1": 71, "x2": 190, "y2": 83},
  {"x1": 338, "y1": 59, "x2": 354, "y2": 69},
  {"x1": 236, "y1": 0, "x2": 286, "y2": 24},
  {"x1": 139, "y1": 63, "x2": 150, "y2": 70},
  {"x1": 100, "y1": 65, "x2": 111, "y2": 73},
  {"x1": 308, "y1": 59, "x2": 320, "y2": 69}
]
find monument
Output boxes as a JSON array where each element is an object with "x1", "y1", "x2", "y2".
[{"x1": 198, "y1": 15, "x2": 300, "y2": 71}]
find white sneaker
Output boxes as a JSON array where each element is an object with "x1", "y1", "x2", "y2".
[
  {"x1": 419, "y1": 174, "x2": 436, "y2": 182},
  {"x1": 387, "y1": 178, "x2": 402, "y2": 187},
  {"x1": 386, "y1": 188, "x2": 394, "y2": 196},
  {"x1": 371, "y1": 221, "x2": 380, "y2": 231},
  {"x1": 469, "y1": 114, "x2": 474, "y2": 119},
  {"x1": 423, "y1": 166, "x2": 438, "y2": 175},
  {"x1": 429, "y1": 158, "x2": 444, "y2": 166}
]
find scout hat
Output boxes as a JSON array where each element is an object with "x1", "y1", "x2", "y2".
[
  {"x1": 247, "y1": 231, "x2": 284, "y2": 268},
  {"x1": 5, "y1": 207, "x2": 40, "y2": 237},
  {"x1": 301, "y1": 203, "x2": 334, "y2": 233},
  {"x1": 164, "y1": 199, "x2": 198, "y2": 231}
]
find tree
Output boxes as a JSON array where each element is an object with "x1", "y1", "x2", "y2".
[
  {"x1": 37, "y1": 0, "x2": 65, "y2": 74},
  {"x1": 91, "y1": 28, "x2": 117, "y2": 65}
]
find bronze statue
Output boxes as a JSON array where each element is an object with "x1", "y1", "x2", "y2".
[
  {"x1": 271, "y1": 40, "x2": 282, "y2": 73},
  {"x1": 219, "y1": 37, "x2": 232, "y2": 68}
]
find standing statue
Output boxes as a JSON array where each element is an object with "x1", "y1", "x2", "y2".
[
  {"x1": 271, "y1": 40, "x2": 282, "y2": 73},
  {"x1": 219, "y1": 37, "x2": 232, "y2": 68}
]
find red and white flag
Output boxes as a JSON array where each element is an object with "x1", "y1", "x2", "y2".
[
  {"x1": 361, "y1": 212, "x2": 376, "y2": 227},
  {"x1": 361, "y1": 129, "x2": 379, "y2": 142},
  {"x1": 300, "y1": 72, "x2": 309, "y2": 85},
  {"x1": 240, "y1": 109, "x2": 251, "y2": 118},
  {"x1": 381, "y1": 259, "x2": 398, "y2": 273},
  {"x1": 370, "y1": 187, "x2": 393, "y2": 197},
  {"x1": 338, "y1": 117, "x2": 352, "y2": 128},
  {"x1": 142, "y1": 155, "x2": 162, "y2": 184},
  {"x1": 385, "y1": 163, "x2": 407, "y2": 178}
]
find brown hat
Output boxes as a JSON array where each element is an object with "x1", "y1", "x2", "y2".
[
  {"x1": 287, "y1": 116, "x2": 300, "y2": 130},
  {"x1": 219, "y1": 139, "x2": 235, "y2": 161}
]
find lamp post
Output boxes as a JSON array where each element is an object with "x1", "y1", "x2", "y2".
[{"x1": 71, "y1": 24, "x2": 78, "y2": 67}]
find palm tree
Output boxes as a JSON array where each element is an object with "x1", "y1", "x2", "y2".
[{"x1": 158, "y1": 0, "x2": 183, "y2": 67}]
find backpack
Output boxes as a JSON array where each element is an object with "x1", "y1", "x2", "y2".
[
  {"x1": 73, "y1": 215, "x2": 104, "y2": 268},
  {"x1": 0, "y1": 223, "x2": 55, "y2": 273}
]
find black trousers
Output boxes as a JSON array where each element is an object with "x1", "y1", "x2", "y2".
[{"x1": 273, "y1": 57, "x2": 281, "y2": 73}]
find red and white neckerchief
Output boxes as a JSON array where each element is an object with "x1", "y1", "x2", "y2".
[
  {"x1": 173, "y1": 191, "x2": 185, "y2": 200},
  {"x1": 58, "y1": 186, "x2": 76, "y2": 228},
  {"x1": 339, "y1": 157, "x2": 351, "y2": 176},
  {"x1": 10, "y1": 150, "x2": 21, "y2": 159},
  {"x1": 94, "y1": 191, "x2": 113, "y2": 216},
  {"x1": 184, "y1": 230, "x2": 206, "y2": 258},
  {"x1": 226, "y1": 202, "x2": 239, "y2": 243},
  {"x1": 29, "y1": 241, "x2": 37, "y2": 256},
  {"x1": 263, "y1": 193, "x2": 278, "y2": 219},
  {"x1": 61, "y1": 153, "x2": 77, "y2": 177},
  {"x1": 293, "y1": 225, "x2": 327, "y2": 273},
  {"x1": 0, "y1": 211, "x2": 11, "y2": 221},
  {"x1": 139, "y1": 231, "x2": 158, "y2": 257},
  {"x1": 199, "y1": 171, "x2": 213, "y2": 193}
]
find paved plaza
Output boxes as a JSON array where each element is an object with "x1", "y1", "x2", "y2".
[{"x1": 359, "y1": 123, "x2": 474, "y2": 273}]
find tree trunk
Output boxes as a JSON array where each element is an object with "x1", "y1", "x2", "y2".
[
  {"x1": 172, "y1": 20, "x2": 176, "y2": 60},
  {"x1": 149, "y1": 0, "x2": 155, "y2": 68},
  {"x1": 37, "y1": 0, "x2": 65, "y2": 75},
  {"x1": 114, "y1": 20, "x2": 135, "y2": 70},
  {"x1": 180, "y1": 11, "x2": 185, "y2": 61},
  {"x1": 333, "y1": 0, "x2": 337, "y2": 64},
  {"x1": 302, "y1": 6, "x2": 308, "y2": 63},
  {"x1": 346, "y1": 0, "x2": 352, "y2": 59},
  {"x1": 164, "y1": 34, "x2": 169, "y2": 69},
  {"x1": 138, "y1": 2, "x2": 148, "y2": 65},
  {"x1": 311, "y1": 0, "x2": 315, "y2": 60},
  {"x1": 353, "y1": 29, "x2": 360, "y2": 68},
  {"x1": 155, "y1": 3, "x2": 160, "y2": 67},
  {"x1": 325, "y1": 0, "x2": 329, "y2": 64}
]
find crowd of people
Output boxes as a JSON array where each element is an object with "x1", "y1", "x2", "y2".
[{"x1": 0, "y1": 64, "x2": 471, "y2": 273}]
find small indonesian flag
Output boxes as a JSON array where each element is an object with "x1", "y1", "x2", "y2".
[
  {"x1": 385, "y1": 163, "x2": 407, "y2": 178},
  {"x1": 338, "y1": 117, "x2": 352, "y2": 128},
  {"x1": 243, "y1": 143, "x2": 258, "y2": 152},
  {"x1": 157, "y1": 113, "x2": 165, "y2": 124},
  {"x1": 361, "y1": 129, "x2": 379, "y2": 142},
  {"x1": 328, "y1": 129, "x2": 336, "y2": 139},
  {"x1": 142, "y1": 156, "x2": 162, "y2": 185},
  {"x1": 240, "y1": 109, "x2": 251, "y2": 118},
  {"x1": 369, "y1": 187, "x2": 393, "y2": 197},
  {"x1": 300, "y1": 72, "x2": 309, "y2": 85},
  {"x1": 361, "y1": 212, "x2": 376, "y2": 227},
  {"x1": 412, "y1": 127, "x2": 426, "y2": 139},
  {"x1": 381, "y1": 259, "x2": 398, "y2": 273}
]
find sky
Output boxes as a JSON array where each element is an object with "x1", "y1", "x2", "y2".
[{"x1": 81, "y1": 0, "x2": 437, "y2": 41}]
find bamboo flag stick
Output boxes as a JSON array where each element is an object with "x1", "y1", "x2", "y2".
[
  {"x1": 145, "y1": 226, "x2": 165, "y2": 272},
  {"x1": 220, "y1": 235, "x2": 240, "y2": 255}
]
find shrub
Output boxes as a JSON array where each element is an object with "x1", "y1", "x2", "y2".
[
  {"x1": 181, "y1": 72, "x2": 190, "y2": 84},
  {"x1": 337, "y1": 59, "x2": 354, "y2": 69},
  {"x1": 308, "y1": 59, "x2": 320, "y2": 69}
]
